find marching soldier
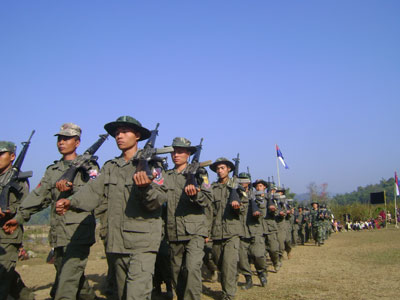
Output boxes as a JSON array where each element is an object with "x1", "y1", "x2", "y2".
[
  {"x1": 297, "y1": 205, "x2": 306, "y2": 245},
  {"x1": 237, "y1": 174, "x2": 267, "y2": 290},
  {"x1": 54, "y1": 116, "x2": 168, "y2": 300},
  {"x1": 164, "y1": 137, "x2": 212, "y2": 300},
  {"x1": 310, "y1": 201, "x2": 323, "y2": 246},
  {"x1": 3, "y1": 124, "x2": 98, "y2": 300},
  {"x1": 0, "y1": 141, "x2": 34, "y2": 300},
  {"x1": 209, "y1": 157, "x2": 247, "y2": 300}
]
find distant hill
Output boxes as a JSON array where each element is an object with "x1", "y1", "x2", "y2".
[{"x1": 332, "y1": 177, "x2": 395, "y2": 205}]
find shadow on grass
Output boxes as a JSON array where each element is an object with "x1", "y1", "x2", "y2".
[{"x1": 202, "y1": 284, "x2": 222, "y2": 300}]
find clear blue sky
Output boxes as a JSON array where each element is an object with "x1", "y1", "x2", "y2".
[{"x1": 1, "y1": 1, "x2": 399, "y2": 194}]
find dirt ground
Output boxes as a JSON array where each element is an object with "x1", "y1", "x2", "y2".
[{"x1": 16, "y1": 226, "x2": 400, "y2": 300}]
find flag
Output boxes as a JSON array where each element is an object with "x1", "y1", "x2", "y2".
[
  {"x1": 276, "y1": 144, "x2": 289, "y2": 169},
  {"x1": 395, "y1": 172, "x2": 399, "y2": 196}
]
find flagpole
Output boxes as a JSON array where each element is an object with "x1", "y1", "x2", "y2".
[{"x1": 276, "y1": 151, "x2": 281, "y2": 188}]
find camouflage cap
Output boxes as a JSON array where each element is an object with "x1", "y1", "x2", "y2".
[
  {"x1": 238, "y1": 172, "x2": 251, "y2": 184},
  {"x1": 168, "y1": 137, "x2": 197, "y2": 154},
  {"x1": 311, "y1": 201, "x2": 319, "y2": 206},
  {"x1": 252, "y1": 179, "x2": 269, "y2": 188},
  {"x1": 269, "y1": 183, "x2": 277, "y2": 190},
  {"x1": 209, "y1": 157, "x2": 235, "y2": 173},
  {"x1": 55, "y1": 123, "x2": 82, "y2": 137},
  {"x1": 104, "y1": 116, "x2": 151, "y2": 141},
  {"x1": 0, "y1": 141, "x2": 16, "y2": 153}
]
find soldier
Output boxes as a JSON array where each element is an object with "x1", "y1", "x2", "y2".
[
  {"x1": 0, "y1": 141, "x2": 34, "y2": 300},
  {"x1": 310, "y1": 201, "x2": 323, "y2": 246},
  {"x1": 209, "y1": 157, "x2": 247, "y2": 300},
  {"x1": 282, "y1": 196, "x2": 293, "y2": 259},
  {"x1": 55, "y1": 116, "x2": 167, "y2": 300},
  {"x1": 261, "y1": 182, "x2": 280, "y2": 272},
  {"x1": 297, "y1": 205, "x2": 306, "y2": 245},
  {"x1": 164, "y1": 137, "x2": 212, "y2": 300},
  {"x1": 303, "y1": 207, "x2": 311, "y2": 243},
  {"x1": 3, "y1": 124, "x2": 98, "y2": 300},
  {"x1": 291, "y1": 205, "x2": 299, "y2": 246},
  {"x1": 237, "y1": 173, "x2": 267, "y2": 290},
  {"x1": 274, "y1": 187, "x2": 287, "y2": 267}
]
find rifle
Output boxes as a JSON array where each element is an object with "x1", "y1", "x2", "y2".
[
  {"x1": 247, "y1": 166, "x2": 260, "y2": 215},
  {"x1": 57, "y1": 133, "x2": 109, "y2": 183},
  {"x1": 0, "y1": 130, "x2": 35, "y2": 211},
  {"x1": 228, "y1": 153, "x2": 241, "y2": 205},
  {"x1": 183, "y1": 138, "x2": 212, "y2": 188},
  {"x1": 134, "y1": 123, "x2": 174, "y2": 179}
]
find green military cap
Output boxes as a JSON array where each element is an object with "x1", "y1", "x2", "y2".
[
  {"x1": 238, "y1": 172, "x2": 251, "y2": 184},
  {"x1": 311, "y1": 200, "x2": 319, "y2": 205},
  {"x1": 298, "y1": 205, "x2": 304, "y2": 209},
  {"x1": 209, "y1": 157, "x2": 235, "y2": 173},
  {"x1": 0, "y1": 141, "x2": 16, "y2": 153},
  {"x1": 104, "y1": 116, "x2": 151, "y2": 141},
  {"x1": 55, "y1": 123, "x2": 82, "y2": 137},
  {"x1": 269, "y1": 183, "x2": 277, "y2": 190},
  {"x1": 276, "y1": 186, "x2": 286, "y2": 193},
  {"x1": 252, "y1": 179, "x2": 269, "y2": 188},
  {"x1": 167, "y1": 137, "x2": 197, "y2": 154}
]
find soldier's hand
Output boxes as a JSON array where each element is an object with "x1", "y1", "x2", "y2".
[
  {"x1": 55, "y1": 199, "x2": 71, "y2": 215},
  {"x1": 269, "y1": 205, "x2": 276, "y2": 212},
  {"x1": 133, "y1": 171, "x2": 152, "y2": 187},
  {"x1": 3, "y1": 219, "x2": 19, "y2": 234},
  {"x1": 231, "y1": 200, "x2": 240, "y2": 210},
  {"x1": 56, "y1": 180, "x2": 73, "y2": 192},
  {"x1": 185, "y1": 184, "x2": 200, "y2": 197},
  {"x1": 253, "y1": 211, "x2": 261, "y2": 217},
  {"x1": 0, "y1": 208, "x2": 11, "y2": 219},
  {"x1": 205, "y1": 237, "x2": 210, "y2": 243},
  {"x1": 279, "y1": 211, "x2": 285, "y2": 217}
]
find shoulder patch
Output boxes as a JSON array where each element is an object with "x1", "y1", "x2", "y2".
[{"x1": 152, "y1": 168, "x2": 164, "y2": 185}]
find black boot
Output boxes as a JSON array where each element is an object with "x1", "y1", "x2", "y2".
[
  {"x1": 241, "y1": 275, "x2": 253, "y2": 290},
  {"x1": 258, "y1": 272, "x2": 267, "y2": 287}
]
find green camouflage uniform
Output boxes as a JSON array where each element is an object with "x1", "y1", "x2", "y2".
[
  {"x1": 0, "y1": 161, "x2": 33, "y2": 300},
  {"x1": 310, "y1": 205, "x2": 323, "y2": 246},
  {"x1": 263, "y1": 194, "x2": 280, "y2": 270},
  {"x1": 15, "y1": 158, "x2": 99, "y2": 300},
  {"x1": 164, "y1": 165, "x2": 212, "y2": 300}
]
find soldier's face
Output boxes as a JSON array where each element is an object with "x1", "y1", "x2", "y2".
[
  {"x1": 171, "y1": 147, "x2": 190, "y2": 166},
  {"x1": 0, "y1": 151, "x2": 15, "y2": 173},
  {"x1": 312, "y1": 203, "x2": 318, "y2": 209},
  {"x1": 240, "y1": 182, "x2": 249, "y2": 191},
  {"x1": 216, "y1": 164, "x2": 230, "y2": 179},
  {"x1": 57, "y1": 136, "x2": 80, "y2": 156},
  {"x1": 255, "y1": 183, "x2": 266, "y2": 192},
  {"x1": 115, "y1": 127, "x2": 140, "y2": 151}
]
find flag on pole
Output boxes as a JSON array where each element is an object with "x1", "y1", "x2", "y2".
[
  {"x1": 276, "y1": 144, "x2": 289, "y2": 169},
  {"x1": 395, "y1": 172, "x2": 399, "y2": 196}
]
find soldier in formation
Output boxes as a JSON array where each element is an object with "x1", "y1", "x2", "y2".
[{"x1": 2, "y1": 121, "x2": 334, "y2": 300}]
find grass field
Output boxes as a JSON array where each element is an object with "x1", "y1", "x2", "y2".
[{"x1": 16, "y1": 226, "x2": 400, "y2": 300}]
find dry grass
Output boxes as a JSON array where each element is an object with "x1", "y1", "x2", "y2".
[{"x1": 16, "y1": 226, "x2": 400, "y2": 300}]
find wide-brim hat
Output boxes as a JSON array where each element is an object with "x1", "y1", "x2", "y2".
[
  {"x1": 104, "y1": 116, "x2": 151, "y2": 141},
  {"x1": 209, "y1": 157, "x2": 235, "y2": 173},
  {"x1": 311, "y1": 201, "x2": 319, "y2": 205},
  {"x1": 166, "y1": 137, "x2": 197, "y2": 154},
  {"x1": 252, "y1": 179, "x2": 269, "y2": 188}
]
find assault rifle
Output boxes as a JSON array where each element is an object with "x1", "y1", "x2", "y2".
[
  {"x1": 183, "y1": 138, "x2": 212, "y2": 188},
  {"x1": 228, "y1": 153, "x2": 241, "y2": 205},
  {"x1": 247, "y1": 166, "x2": 260, "y2": 215},
  {"x1": 134, "y1": 123, "x2": 174, "y2": 179},
  {"x1": 0, "y1": 130, "x2": 35, "y2": 211},
  {"x1": 57, "y1": 133, "x2": 109, "y2": 184}
]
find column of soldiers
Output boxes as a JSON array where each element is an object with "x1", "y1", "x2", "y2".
[{"x1": 0, "y1": 116, "x2": 334, "y2": 300}]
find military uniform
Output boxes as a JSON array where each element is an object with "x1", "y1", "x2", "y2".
[
  {"x1": 238, "y1": 177, "x2": 267, "y2": 289},
  {"x1": 310, "y1": 202, "x2": 323, "y2": 246},
  {"x1": 16, "y1": 158, "x2": 99, "y2": 300},
  {"x1": 0, "y1": 141, "x2": 33, "y2": 300},
  {"x1": 66, "y1": 116, "x2": 167, "y2": 300},
  {"x1": 164, "y1": 137, "x2": 213, "y2": 300},
  {"x1": 297, "y1": 207, "x2": 306, "y2": 245},
  {"x1": 274, "y1": 194, "x2": 287, "y2": 265},
  {"x1": 262, "y1": 190, "x2": 280, "y2": 271},
  {"x1": 209, "y1": 158, "x2": 247, "y2": 300}
]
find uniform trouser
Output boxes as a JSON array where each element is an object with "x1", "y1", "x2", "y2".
[
  {"x1": 238, "y1": 236, "x2": 266, "y2": 276},
  {"x1": 154, "y1": 238, "x2": 172, "y2": 290},
  {"x1": 0, "y1": 243, "x2": 33, "y2": 300},
  {"x1": 312, "y1": 225, "x2": 322, "y2": 244},
  {"x1": 292, "y1": 225, "x2": 299, "y2": 246},
  {"x1": 264, "y1": 232, "x2": 279, "y2": 267},
  {"x1": 276, "y1": 227, "x2": 286, "y2": 258},
  {"x1": 111, "y1": 251, "x2": 157, "y2": 300},
  {"x1": 169, "y1": 236, "x2": 204, "y2": 300},
  {"x1": 203, "y1": 242, "x2": 218, "y2": 273},
  {"x1": 284, "y1": 228, "x2": 292, "y2": 255},
  {"x1": 298, "y1": 225, "x2": 305, "y2": 244},
  {"x1": 212, "y1": 236, "x2": 240, "y2": 299},
  {"x1": 305, "y1": 225, "x2": 311, "y2": 242},
  {"x1": 52, "y1": 244, "x2": 95, "y2": 300},
  {"x1": 102, "y1": 239, "x2": 117, "y2": 295}
]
